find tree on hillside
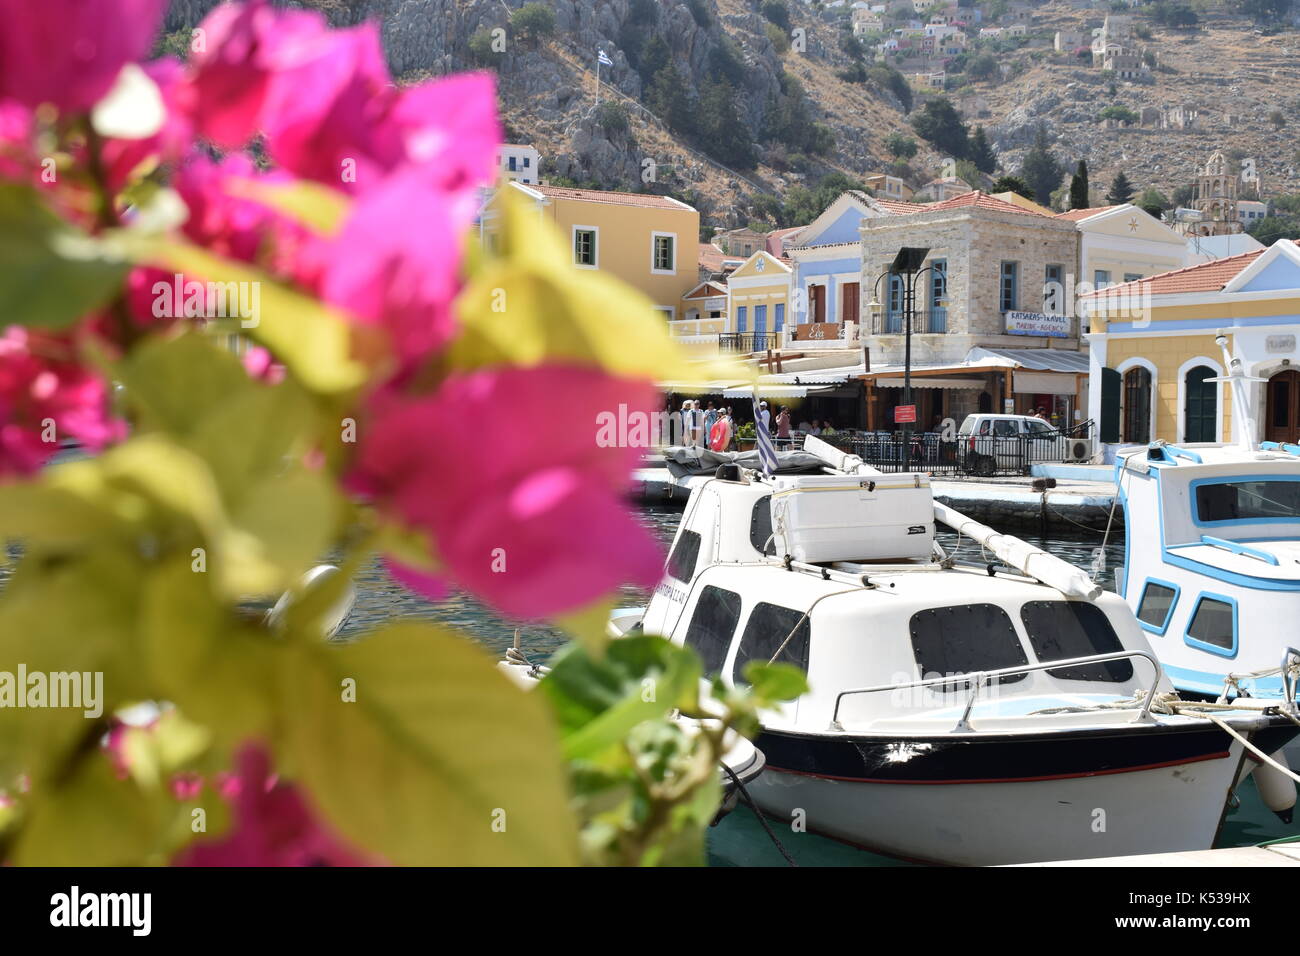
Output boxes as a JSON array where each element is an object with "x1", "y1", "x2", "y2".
[
  {"x1": 910, "y1": 98, "x2": 969, "y2": 159},
  {"x1": 511, "y1": 3, "x2": 555, "y2": 43},
  {"x1": 646, "y1": 63, "x2": 693, "y2": 135},
  {"x1": 993, "y1": 175, "x2": 1034, "y2": 200},
  {"x1": 969, "y1": 126, "x2": 997, "y2": 174},
  {"x1": 697, "y1": 79, "x2": 757, "y2": 170},
  {"x1": 1018, "y1": 125, "x2": 1064, "y2": 205},
  {"x1": 886, "y1": 132, "x2": 918, "y2": 160},
  {"x1": 1233, "y1": 0, "x2": 1294, "y2": 25},
  {"x1": 1069, "y1": 160, "x2": 1090, "y2": 210},
  {"x1": 1249, "y1": 215, "x2": 1300, "y2": 245},
  {"x1": 1107, "y1": 170, "x2": 1135, "y2": 205},
  {"x1": 1135, "y1": 187, "x2": 1171, "y2": 218},
  {"x1": 780, "y1": 172, "x2": 870, "y2": 227}
]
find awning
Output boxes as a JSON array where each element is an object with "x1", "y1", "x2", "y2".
[
  {"x1": 722, "y1": 383, "x2": 845, "y2": 399},
  {"x1": 658, "y1": 380, "x2": 747, "y2": 393},
  {"x1": 1014, "y1": 371, "x2": 1078, "y2": 395},
  {"x1": 965, "y1": 346, "x2": 1090, "y2": 374},
  {"x1": 873, "y1": 377, "x2": 988, "y2": 390}
]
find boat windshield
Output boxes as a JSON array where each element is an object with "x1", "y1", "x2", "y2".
[{"x1": 1194, "y1": 479, "x2": 1300, "y2": 524}]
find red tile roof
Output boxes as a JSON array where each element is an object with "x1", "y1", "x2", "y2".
[
  {"x1": 916, "y1": 190, "x2": 1054, "y2": 218},
  {"x1": 1054, "y1": 205, "x2": 1124, "y2": 222},
  {"x1": 526, "y1": 183, "x2": 694, "y2": 210},
  {"x1": 698, "y1": 243, "x2": 741, "y2": 273},
  {"x1": 873, "y1": 198, "x2": 924, "y2": 215},
  {"x1": 1081, "y1": 249, "x2": 1266, "y2": 299}
]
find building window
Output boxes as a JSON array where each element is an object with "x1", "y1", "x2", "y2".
[
  {"x1": 523, "y1": 157, "x2": 530, "y2": 168},
  {"x1": 1124, "y1": 273, "x2": 1141, "y2": 283},
  {"x1": 573, "y1": 227, "x2": 597, "y2": 267},
  {"x1": 736, "y1": 306, "x2": 747, "y2": 333},
  {"x1": 1094, "y1": 269, "x2": 1112, "y2": 289},
  {"x1": 1044, "y1": 264, "x2": 1063, "y2": 314},
  {"x1": 651, "y1": 233, "x2": 676, "y2": 274},
  {"x1": 929, "y1": 259, "x2": 947, "y2": 332},
  {"x1": 999, "y1": 261, "x2": 1018, "y2": 312},
  {"x1": 1122, "y1": 366, "x2": 1152, "y2": 443},
  {"x1": 775, "y1": 303, "x2": 785, "y2": 332},
  {"x1": 885, "y1": 272, "x2": 904, "y2": 332},
  {"x1": 508, "y1": 156, "x2": 517, "y2": 171}
]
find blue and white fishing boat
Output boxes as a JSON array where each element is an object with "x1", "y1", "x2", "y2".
[{"x1": 1116, "y1": 336, "x2": 1300, "y2": 703}]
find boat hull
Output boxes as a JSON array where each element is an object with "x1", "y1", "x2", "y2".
[{"x1": 749, "y1": 721, "x2": 1296, "y2": 866}]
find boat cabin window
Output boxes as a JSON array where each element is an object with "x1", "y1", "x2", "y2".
[
  {"x1": 1019, "y1": 601, "x2": 1133, "y2": 682},
  {"x1": 731, "y1": 602, "x2": 810, "y2": 685},
  {"x1": 1135, "y1": 581, "x2": 1178, "y2": 634},
  {"x1": 750, "y1": 496, "x2": 776, "y2": 556},
  {"x1": 1186, "y1": 595, "x2": 1236, "y2": 655},
  {"x1": 666, "y1": 529, "x2": 702, "y2": 582},
  {"x1": 684, "y1": 586, "x2": 743, "y2": 678},
  {"x1": 908, "y1": 604, "x2": 1028, "y2": 691},
  {"x1": 1194, "y1": 479, "x2": 1300, "y2": 524}
]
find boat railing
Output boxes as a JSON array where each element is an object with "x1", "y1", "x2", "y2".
[
  {"x1": 1198, "y1": 534, "x2": 1281, "y2": 566},
  {"x1": 829, "y1": 649, "x2": 1163, "y2": 732}
]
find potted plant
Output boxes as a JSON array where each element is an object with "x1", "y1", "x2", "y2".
[{"x1": 736, "y1": 421, "x2": 757, "y2": 451}]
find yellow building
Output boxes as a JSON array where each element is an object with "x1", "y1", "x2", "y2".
[
  {"x1": 482, "y1": 182, "x2": 700, "y2": 323},
  {"x1": 725, "y1": 251, "x2": 793, "y2": 353},
  {"x1": 1056, "y1": 203, "x2": 1190, "y2": 297},
  {"x1": 1082, "y1": 240, "x2": 1300, "y2": 451}
]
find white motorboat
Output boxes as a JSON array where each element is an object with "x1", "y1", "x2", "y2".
[{"x1": 612, "y1": 436, "x2": 1298, "y2": 865}]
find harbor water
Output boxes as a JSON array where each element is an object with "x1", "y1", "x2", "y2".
[{"x1": 336, "y1": 502, "x2": 1299, "y2": 866}]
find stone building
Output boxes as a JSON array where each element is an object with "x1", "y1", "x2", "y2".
[
  {"x1": 855, "y1": 192, "x2": 1084, "y2": 428},
  {"x1": 1189, "y1": 150, "x2": 1244, "y2": 237}
]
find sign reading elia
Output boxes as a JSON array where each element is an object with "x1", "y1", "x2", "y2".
[{"x1": 1005, "y1": 311, "x2": 1071, "y2": 338}]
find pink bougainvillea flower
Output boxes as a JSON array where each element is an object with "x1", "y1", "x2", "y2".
[
  {"x1": 0, "y1": 0, "x2": 167, "y2": 113},
  {"x1": 259, "y1": 22, "x2": 399, "y2": 189},
  {"x1": 241, "y1": 345, "x2": 285, "y2": 384},
  {"x1": 349, "y1": 365, "x2": 665, "y2": 619},
  {"x1": 186, "y1": 0, "x2": 330, "y2": 149},
  {"x1": 0, "y1": 327, "x2": 123, "y2": 477},
  {"x1": 384, "y1": 557, "x2": 448, "y2": 603},
  {"x1": 389, "y1": 72, "x2": 501, "y2": 204},
  {"x1": 174, "y1": 744, "x2": 378, "y2": 867},
  {"x1": 0, "y1": 100, "x2": 34, "y2": 183},
  {"x1": 309, "y1": 169, "x2": 468, "y2": 371},
  {"x1": 102, "y1": 58, "x2": 197, "y2": 191}
]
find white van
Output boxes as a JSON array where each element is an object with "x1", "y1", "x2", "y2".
[{"x1": 956, "y1": 414, "x2": 1066, "y2": 474}]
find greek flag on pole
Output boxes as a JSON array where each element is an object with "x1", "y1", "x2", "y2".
[
  {"x1": 754, "y1": 395, "x2": 778, "y2": 476},
  {"x1": 598, "y1": 49, "x2": 613, "y2": 66}
]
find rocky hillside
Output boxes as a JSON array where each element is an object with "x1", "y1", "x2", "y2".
[{"x1": 161, "y1": 0, "x2": 1300, "y2": 232}]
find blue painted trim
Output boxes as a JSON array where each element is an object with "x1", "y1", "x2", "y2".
[
  {"x1": 1260, "y1": 440, "x2": 1300, "y2": 457},
  {"x1": 1147, "y1": 442, "x2": 1203, "y2": 464},
  {"x1": 1159, "y1": 551, "x2": 1300, "y2": 591},
  {"x1": 1135, "y1": 577, "x2": 1180, "y2": 636},
  {"x1": 1198, "y1": 535, "x2": 1281, "y2": 566},
  {"x1": 1189, "y1": 474, "x2": 1300, "y2": 528},
  {"x1": 1184, "y1": 591, "x2": 1239, "y2": 659},
  {"x1": 1116, "y1": 463, "x2": 1132, "y2": 600},
  {"x1": 1162, "y1": 662, "x2": 1288, "y2": 699},
  {"x1": 1105, "y1": 314, "x2": 1300, "y2": 334}
]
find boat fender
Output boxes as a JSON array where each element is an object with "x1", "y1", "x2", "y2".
[{"x1": 1252, "y1": 749, "x2": 1298, "y2": 824}]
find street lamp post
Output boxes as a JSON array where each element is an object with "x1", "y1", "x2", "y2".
[{"x1": 867, "y1": 247, "x2": 933, "y2": 469}]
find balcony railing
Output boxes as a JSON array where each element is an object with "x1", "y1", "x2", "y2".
[
  {"x1": 719, "y1": 331, "x2": 782, "y2": 352},
  {"x1": 874, "y1": 308, "x2": 948, "y2": 335}
]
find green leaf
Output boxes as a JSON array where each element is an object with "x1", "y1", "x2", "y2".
[
  {"x1": 742, "y1": 661, "x2": 810, "y2": 707},
  {"x1": 0, "y1": 550, "x2": 146, "y2": 785},
  {"x1": 114, "y1": 333, "x2": 254, "y2": 440},
  {"x1": 540, "y1": 636, "x2": 702, "y2": 762},
  {"x1": 0, "y1": 183, "x2": 128, "y2": 329},
  {"x1": 280, "y1": 623, "x2": 580, "y2": 865},
  {"x1": 139, "y1": 560, "x2": 275, "y2": 752}
]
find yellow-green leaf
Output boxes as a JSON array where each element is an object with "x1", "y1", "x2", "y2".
[{"x1": 280, "y1": 623, "x2": 580, "y2": 865}]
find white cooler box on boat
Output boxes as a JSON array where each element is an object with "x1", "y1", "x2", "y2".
[{"x1": 769, "y1": 474, "x2": 935, "y2": 563}]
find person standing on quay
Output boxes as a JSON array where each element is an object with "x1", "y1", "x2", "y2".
[{"x1": 776, "y1": 405, "x2": 791, "y2": 441}]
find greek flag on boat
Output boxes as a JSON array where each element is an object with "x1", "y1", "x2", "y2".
[
  {"x1": 597, "y1": 49, "x2": 613, "y2": 66},
  {"x1": 754, "y1": 397, "x2": 777, "y2": 476}
]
